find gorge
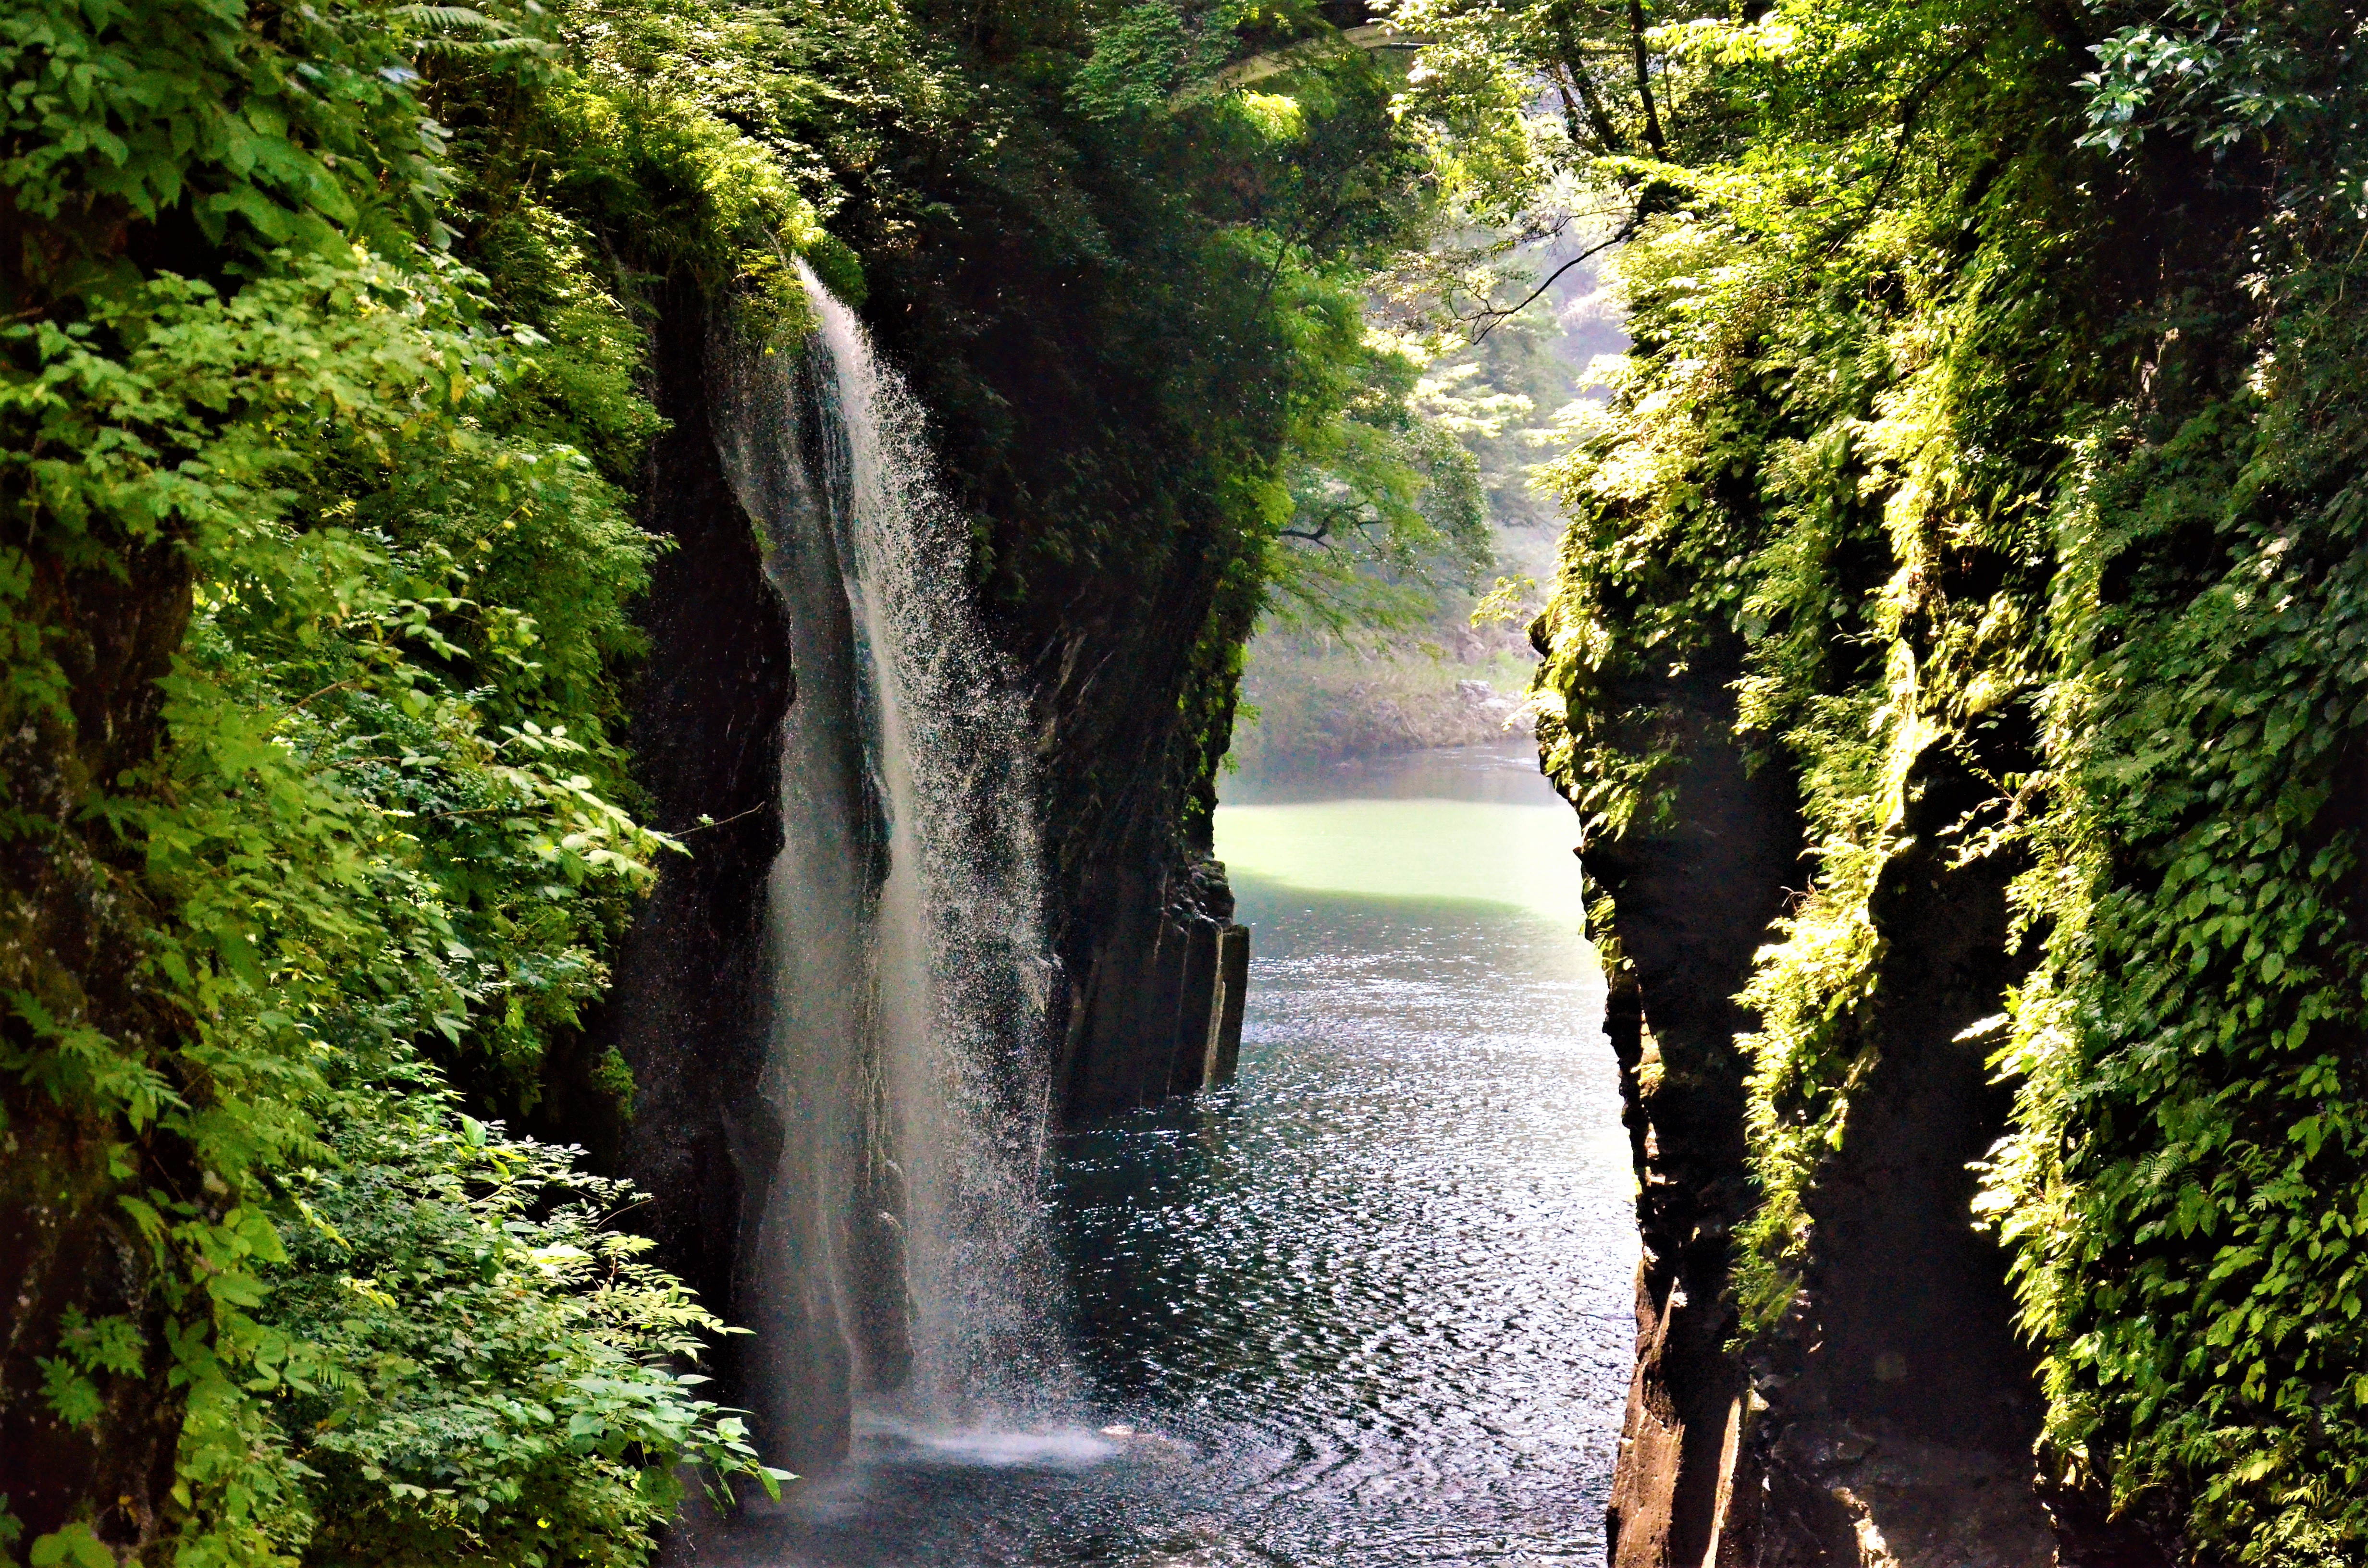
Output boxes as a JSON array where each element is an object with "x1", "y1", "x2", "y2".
[{"x1": 4, "y1": 0, "x2": 2367, "y2": 1566}]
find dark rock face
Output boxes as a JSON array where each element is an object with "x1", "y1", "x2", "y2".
[
  {"x1": 891, "y1": 460, "x2": 1257, "y2": 1124},
  {"x1": 1741, "y1": 755, "x2": 2049, "y2": 1564},
  {"x1": 578, "y1": 280, "x2": 796, "y2": 1413},
  {"x1": 1726, "y1": 753, "x2": 2060, "y2": 1566},
  {"x1": 1581, "y1": 663, "x2": 1797, "y2": 1568},
  {"x1": 1055, "y1": 855, "x2": 1247, "y2": 1119},
  {"x1": 1578, "y1": 670, "x2": 2156, "y2": 1566},
  {"x1": 1020, "y1": 578, "x2": 1255, "y2": 1123},
  {"x1": 0, "y1": 534, "x2": 194, "y2": 1556},
  {"x1": 587, "y1": 275, "x2": 1252, "y2": 1458}
]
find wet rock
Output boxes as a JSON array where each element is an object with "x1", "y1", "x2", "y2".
[
  {"x1": 1057, "y1": 858, "x2": 1248, "y2": 1116},
  {"x1": 573, "y1": 279, "x2": 794, "y2": 1434}
]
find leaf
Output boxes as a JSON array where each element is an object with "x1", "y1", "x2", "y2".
[
  {"x1": 28, "y1": 1524, "x2": 114, "y2": 1568},
  {"x1": 38, "y1": 1360, "x2": 103, "y2": 1429}
]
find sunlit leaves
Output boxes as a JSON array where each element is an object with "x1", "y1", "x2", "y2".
[
  {"x1": 1070, "y1": 1, "x2": 1195, "y2": 119},
  {"x1": 2077, "y1": 0, "x2": 2345, "y2": 155},
  {"x1": 1528, "y1": 0, "x2": 2368, "y2": 1555},
  {"x1": 0, "y1": 4, "x2": 778, "y2": 1554},
  {"x1": 269, "y1": 1103, "x2": 782, "y2": 1564}
]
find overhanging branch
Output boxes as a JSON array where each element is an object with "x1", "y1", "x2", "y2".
[{"x1": 1467, "y1": 222, "x2": 1638, "y2": 343}]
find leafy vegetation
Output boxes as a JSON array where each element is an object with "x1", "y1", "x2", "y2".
[
  {"x1": 0, "y1": 0, "x2": 1473, "y2": 1561},
  {"x1": 0, "y1": 0, "x2": 837, "y2": 1555},
  {"x1": 1470, "y1": 0, "x2": 2368, "y2": 1556},
  {"x1": 16, "y1": 0, "x2": 2358, "y2": 1556}
]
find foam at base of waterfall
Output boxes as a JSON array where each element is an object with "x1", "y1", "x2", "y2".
[{"x1": 857, "y1": 1413, "x2": 1128, "y2": 1470}]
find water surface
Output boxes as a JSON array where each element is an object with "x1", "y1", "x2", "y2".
[{"x1": 723, "y1": 745, "x2": 1633, "y2": 1566}]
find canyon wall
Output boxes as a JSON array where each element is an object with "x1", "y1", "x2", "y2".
[
  {"x1": 1528, "y1": 13, "x2": 2368, "y2": 1560},
  {"x1": 576, "y1": 284, "x2": 799, "y2": 1415},
  {"x1": 1561, "y1": 653, "x2": 2158, "y2": 1567},
  {"x1": 580, "y1": 272, "x2": 1259, "y2": 1457}
]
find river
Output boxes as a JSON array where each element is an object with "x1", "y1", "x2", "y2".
[{"x1": 721, "y1": 743, "x2": 1634, "y2": 1566}]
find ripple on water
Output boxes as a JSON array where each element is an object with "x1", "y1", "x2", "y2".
[{"x1": 715, "y1": 750, "x2": 1636, "y2": 1567}]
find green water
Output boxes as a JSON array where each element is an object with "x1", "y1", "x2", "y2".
[
  {"x1": 1214, "y1": 794, "x2": 1588, "y2": 929},
  {"x1": 1216, "y1": 740, "x2": 1592, "y2": 929},
  {"x1": 737, "y1": 743, "x2": 1632, "y2": 1566}
]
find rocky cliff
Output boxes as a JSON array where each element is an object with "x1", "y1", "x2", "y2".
[
  {"x1": 576, "y1": 248, "x2": 1270, "y2": 1455},
  {"x1": 1560, "y1": 651, "x2": 2164, "y2": 1567},
  {"x1": 573, "y1": 284, "x2": 798, "y2": 1421},
  {"x1": 1531, "y1": 6, "x2": 2368, "y2": 1557}
]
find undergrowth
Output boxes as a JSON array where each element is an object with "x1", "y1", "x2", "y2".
[{"x1": 0, "y1": 0, "x2": 1472, "y2": 1560}]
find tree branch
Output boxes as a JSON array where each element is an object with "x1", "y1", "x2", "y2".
[
  {"x1": 1545, "y1": 9, "x2": 1629, "y2": 157},
  {"x1": 1823, "y1": 37, "x2": 1985, "y2": 254},
  {"x1": 1468, "y1": 222, "x2": 1637, "y2": 342},
  {"x1": 1628, "y1": 0, "x2": 1667, "y2": 157}
]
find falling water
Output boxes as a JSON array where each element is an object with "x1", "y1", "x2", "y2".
[{"x1": 708, "y1": 263, "x2": 1062, "y2": 1471}]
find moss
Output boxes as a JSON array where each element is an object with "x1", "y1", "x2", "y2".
[{"x1": 1531, "y1": 0, "x2": 2368, "y2": 1555}]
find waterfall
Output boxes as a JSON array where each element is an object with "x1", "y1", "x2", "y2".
[{"x1": 708, "y1": 262, "x2": 1062, "y2": 1470}]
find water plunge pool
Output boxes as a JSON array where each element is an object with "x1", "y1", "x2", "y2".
[{"x1": 722, "y1": 743, "x2": 1634, "y2": 1566}]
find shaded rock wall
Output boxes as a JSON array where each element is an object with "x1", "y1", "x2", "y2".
[
  {"x1": 1574, "y1": 658, "x2": 2160, "y2": 1567},
  {"x1": 1055, "y1": 856, "x2": 1248, "y2": 1120},
  {"x1": 1007, "y1": 531, "x2": 1256, "y2": 1124},
  {"x1": 586, "y1": 272, "x2": 1255, "y2": 1446},
  {"x1": 578, "y1": 282, "x2": 796, "y2": 1410},
  {"x1": 0, "y1": 531, "x2": 194, "y2": 1556},
  {"x1": 1738, "y1": 755, "x2": 2049, "y2": 1565},
  {"x1": 1581, "y1": 659, "x2": 1796, "y2": 1568}
]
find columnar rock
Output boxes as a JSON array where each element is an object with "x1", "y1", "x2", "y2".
[{"x1": 1549, "y1": 655, "x2": 2161, "y2": 1564}]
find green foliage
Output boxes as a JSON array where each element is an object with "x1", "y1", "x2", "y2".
[
  {"x1": 0, "y1": 237, "x2": 774, "y2": 1563},
  {"x1": 1070, "y1": 1, "x2": 1195, "y2": 119},
  {"x1": 0, "y1": 0, "x2": 445, "y2": 286},
  {"x1": 1193, "y1": 49, "x2": 1489, "y2": 637},
  {"x1": 1517, "y1": 0, "x2": 2368, "y2": 1557},
  {"x1": 1983, "y1": 171, "x2": 2368, "y2": 1557},
  {"x1": 274, "y1": 1099, "x2": 782, "y2": 1566},
  {"x1": 1379, "y1": 0, "x2": 1728, "y2": 322},
  {"x1": 1263, "y1": 306, "x2": 1492, "y2": 637},
  {"x1": 0, "y1": 0, "x2": 841, "y2": 1559},
  {"x1": 2077, "y1": 0, "x2": 2346, "y2": 154},
  {"x1": 25, "y1": 1526, "x2": 110, "y2": 1568},
  {"x1": 1070, "y1": 29, "x2": 1455, "y2": 638},
  {"x1": 0, "y1": 0, "x2": 1469, "y2": 1558}
]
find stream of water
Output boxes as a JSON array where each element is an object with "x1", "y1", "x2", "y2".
[
  {"x1": 713, "y1": 266, "x2": 1060, "y2": 1470},
  {"x1": 718, "y1": 743, "x2": 1634, "y2": 1566}
]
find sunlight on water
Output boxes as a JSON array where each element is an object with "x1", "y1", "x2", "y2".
[
  {"x1": 716, "y1": 743, "x2": 1634, "y2": 1567},
  {"x1": 1215, "y1": 743, "x2": 1590, "y2": 929},
  {"x1": 1216, "y1": 796, "x2": 1586, "y2": 929}
]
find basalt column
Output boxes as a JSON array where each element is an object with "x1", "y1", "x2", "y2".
[
  {"x1": 578, "y1": 279, "x2": 796, "y2": 1414},
  {"x1": 1055, "y1": 857, "x2": 1248, "y2": 1118},
  {"x1": 1577, "y1": 660, "x2": 1799, "y2": 1568}
]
